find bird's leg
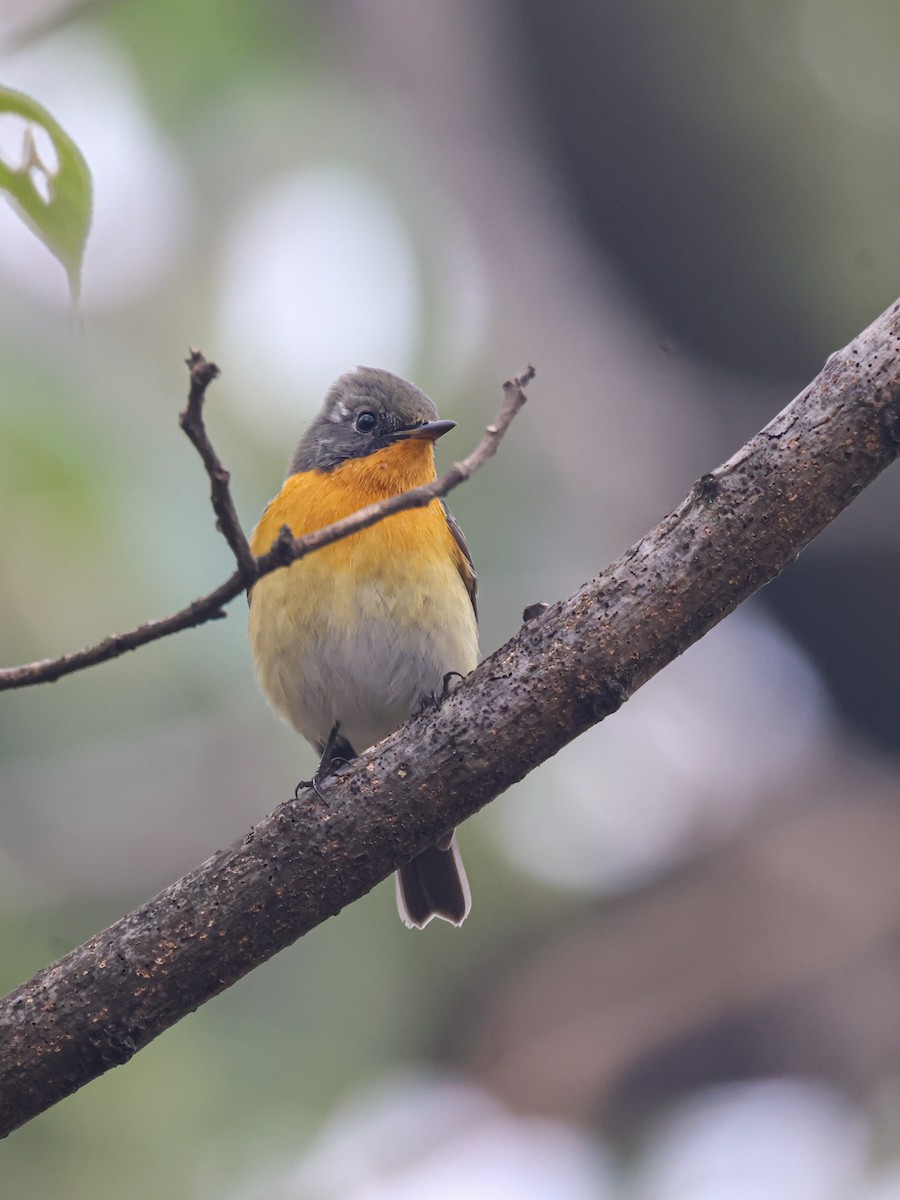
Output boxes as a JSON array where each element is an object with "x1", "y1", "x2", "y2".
[{"x1": 295, "y1": 721, "x2": 344, "y2": 801}]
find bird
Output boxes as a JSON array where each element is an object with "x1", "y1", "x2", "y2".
[{"x1": 248, "y1": 367, "x2": 479, "y2": 928}]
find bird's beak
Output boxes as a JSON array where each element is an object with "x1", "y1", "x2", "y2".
[{"x1": 390, "y1": 419, "x2": 457, "y2": 442}]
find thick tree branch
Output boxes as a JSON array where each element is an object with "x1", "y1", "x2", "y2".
[
  {"x1": 2, "y1": 299, "x2": 900, "y2": 1137},
  {"x1": 0, "y1": 365, "x2": 533, "y2": 691}
]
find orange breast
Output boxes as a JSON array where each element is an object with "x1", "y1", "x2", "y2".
[{"x1": 250, "y1": 438, "x2": 466, "y2": 578}]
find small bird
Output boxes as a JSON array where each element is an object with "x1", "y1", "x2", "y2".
[{"x1": 248, "y1": 367, "x2": 479, "y2": 928}]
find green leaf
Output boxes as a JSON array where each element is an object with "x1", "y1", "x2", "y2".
[{"x1": 0, "y1": 85, "x2": 93, "y2": 304}]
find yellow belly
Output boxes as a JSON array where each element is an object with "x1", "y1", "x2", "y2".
[{"x1": 248, "y1": 447, "x2": 478, "y2": 753}]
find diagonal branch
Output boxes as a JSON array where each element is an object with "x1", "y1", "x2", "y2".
[
  {"x1": 0, "y1": 366, "x2": 533, "y2": 691},
  {"x1": 1, "y1": 299, "x2": 899, "y2": 1136}
]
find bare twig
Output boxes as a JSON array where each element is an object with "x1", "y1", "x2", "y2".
[
  {"x1": 179, "y1": 349, "x2": 257, "y2": 580},
  {"x1": 0, "y1": 366, "x2": 533, "y2": 691},
  {"x1": 1, "y1": 301, "x2": 899, "y2": 1136}
]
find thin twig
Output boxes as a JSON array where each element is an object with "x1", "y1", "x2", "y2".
[
  {"x1": 179, "y1": 350, "x2": 258, "y2": 581},
  {"x1": 0, "y1": 366, "x2": 534, "y2": 691}
]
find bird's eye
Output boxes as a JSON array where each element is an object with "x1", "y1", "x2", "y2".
[{"x1": 355, "y1": 411, "x2": 377, "y2": 433}]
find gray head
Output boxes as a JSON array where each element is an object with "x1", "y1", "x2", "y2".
[{"x1": 287, "y1": 367, "x2": 455, "y2": 475}]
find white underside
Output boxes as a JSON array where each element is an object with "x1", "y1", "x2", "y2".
[{"x1": 250, "y1": 561, "x2": 479, "y2": 754}]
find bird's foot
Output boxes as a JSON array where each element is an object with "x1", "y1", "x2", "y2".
[
  {"x1": 417, "y1": 671, "x2": 466, "y2": 716},
  {"x1": 295, "y1": 722, "x2": 349, "y2": 800},
  {"x1": 441, "y1": 670, "x2": 465, "y2": 699}
]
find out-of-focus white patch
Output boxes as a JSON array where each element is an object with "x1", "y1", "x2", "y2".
[
  {"x1": 0, "y1": 27, "x2": 192, "y2": 308},
  {"x1": 0, "y1": 0, "x2": 73, "y2": 42},
  {"x1": 216, "y1": 166, "x2": 420, "y2": 440},
  {"x1": 635, "y1": 1077, "x2": 867, "y2": 1200},
  {"x1": 490, "y1": 608, "x2": 831, "y2": 894},
  {"x1": 221, "y1": 1074, "x2": 614, "y2": 1200},
  {"x1": 426, "y1": 191, "x2": 490, "y2": 387},
  {"x1": 798, "y1": 2, "x2": 900, "y2": 131}
]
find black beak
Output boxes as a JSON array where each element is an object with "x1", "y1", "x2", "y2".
[{"x1": 391, "y1": 419, "x2": 457, "y2": 442}]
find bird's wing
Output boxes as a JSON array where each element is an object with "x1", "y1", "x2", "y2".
[{"x1": 441, "y1": 500, "x2": 477, "y2": 621}]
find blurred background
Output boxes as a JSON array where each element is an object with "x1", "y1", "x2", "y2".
[{"x1": 1, "y1": 1, "x2": 900, "y2": 1196}]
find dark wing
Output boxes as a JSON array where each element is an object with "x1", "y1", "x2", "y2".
[{"x1": 441, "y1": 500, "x2": 477, "y2": 621}]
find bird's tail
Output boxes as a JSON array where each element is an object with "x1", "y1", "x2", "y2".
[{"x1": 395, "y1": 831, "x2": 471, "y2": 929}]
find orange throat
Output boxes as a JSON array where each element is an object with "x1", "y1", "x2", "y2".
[
  {"x1": 326, "y1": 437, "x2": 438, "y2": 501},
  {"x1": 250, "y1": 438, "x2": 438, "y2": 551}
]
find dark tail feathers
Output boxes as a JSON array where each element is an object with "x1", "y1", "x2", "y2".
[{"x1": 395, "y1": 832, "x2": 471, "y2": 929}]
